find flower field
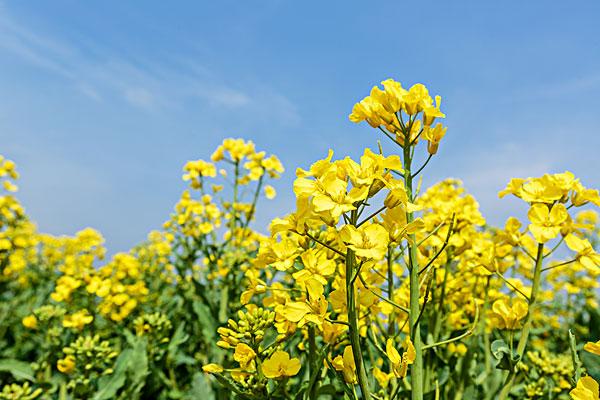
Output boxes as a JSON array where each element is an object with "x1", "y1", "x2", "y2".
[{"x1": 1, "y1": 79, "x2": 599, "y2": 400}]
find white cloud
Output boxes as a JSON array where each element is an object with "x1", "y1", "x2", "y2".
[
  {"x1": 123, "y1": 87, "x2": 157, "y2": 109},
  {"x1": 0, "y1": 4, "x2": 300, "y2": 123}
]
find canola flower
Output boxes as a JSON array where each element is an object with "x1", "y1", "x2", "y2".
[{"x1": 0, "y1": 81, "x2": 599, "y2": 400}]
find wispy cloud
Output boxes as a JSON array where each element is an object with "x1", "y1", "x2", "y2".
[{"x1": 0, "y1": 3, "x2": 299, "y2": 122}]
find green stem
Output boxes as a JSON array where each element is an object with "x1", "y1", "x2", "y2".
[
  {"x1": 387, "y1": 246, "x2": 396, "y2": 337},
  {"x1": 497, "y1": 243, "x2": 544, "y2": 399},
  {"x1": 346, "y1": 216, "x2": 371, "y2": 399},
  {"x1": 404, "y1": 138, "x2": 424, "y2": 400},
  {"x1": 218, "y1": 284, "x2": 229, "y2": 324},
  {"x1": 480, "y1": 277, "x2": 492, "y2": 391},
  {"x1": 308, "y1": 325, "x2": 319, "y2": 400}
]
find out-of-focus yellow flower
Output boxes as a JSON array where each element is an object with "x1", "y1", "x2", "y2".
[
  {"x1": 62, "y1": 309, "x2": 94, "y2": 330},
  {"x1": 3, "y1": 180, "x2": 18, "y2": 192},
  {"x1": 264, "y1": 185, "x2": 276, "y2": 200},
  {"x1": 202, "y1": 363, "x2": 224, "y2": 373},
  {"x1": 21, "y1": 315, "x2": 37, "y2": 329},
  {"x1": 57, "y1": 355, "x2": 75, "y2": 374},
  {"x1": 565, "y1": 234, "x2": 600, "y2": 270},
  {"x1": 584, "y1": 340, "x2": 600, "y2": 356},
  {"x1": 570, "y1": 376, "x2": 599, "y2": 400},
  {"x1": 373, "y1": 366, "x2": 393, "y2": 389},
  {"x1": 262, "y1": 350, "x2": 301, "y2": 379},
  {"x1": 448, "y1": 342, "x2": 468, "y2": 356},
  {"x1": 182, "y1": 159, "x2": 217, "y2": 189}
]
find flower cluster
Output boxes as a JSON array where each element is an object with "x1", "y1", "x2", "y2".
[{"x1": 1, "y1": 82, "x2": 599, "y2": 400}]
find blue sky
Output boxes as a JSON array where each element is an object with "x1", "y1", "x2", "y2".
[{"x1": 1, "y1": 1, "x2": 599, "y2": 255}]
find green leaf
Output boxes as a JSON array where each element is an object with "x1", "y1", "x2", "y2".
[
  {"x1": 193, "y1": 301, "x2": 216, "y2": 343},
  {"x1": 183, "y1": 372, "x2": 214, "y2": 400},
  {"x1": 129, "y1": 337, "x2": 150, "y2": 394},
  {"x1": 0, "y1": 359, "x2": 35, "y2": 381},
  {"x1": 168, "y1": 323, "x2": 189, "y2": 361},
  {"x1": 316, "y1": 384, "x2": 337, "y2": 396},
  {"x1": 491, "y1": 339, "x2": 520, "y2": 371},
  {"x1": 92, "y1": 349, "x2": 133, "y2": 400}
]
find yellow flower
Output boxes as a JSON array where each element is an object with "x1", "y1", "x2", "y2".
[
  {"x1": 422, "y1": 123, "x2": 447, "y2": 155},
  {"x1": 262, "y1": 350, "x2": 301, "y2": 379},
  {"x1": 499, "y1": 172, "x2": 576, "y2": 204},
  {"x1": 22, "y1": 315, "x2": 37, "y2": 329},
  {"x1": 182, "y1": 159, "x2": 217, "y2": 189},
  {"x1": 385, "y1": 337, "x2": 416, "y2": 378},
  {"x1": 570, "y1": 376, "x2": 599, "y2": 400},
  {"x1": 202, "y1": 363, "x2": 224, "y2": 373},
  {"x1": 295, "y1": 169, "x2": 368, "y2": 221},
  {"x1": 422, "y1": 95, "x2": 445, "y2": 126},
  {"x1": 340, "y1": 223, "x2": 389, "y2": 260},
  {"x1": 584, "y1": 340, "x2": 600, "y2": 356},
  {"x1": 490, "y1": 298, "x2": 528, "y2": 330},
  {"x1": 381, "y1": 206, "x2": 424, "y2": 244},
  {"x1": 57, "y1": 355, "x2": 76, "y2": 374},
  {"x1": 527, "y1": 203, "x2": 568, "y2": 243},
  {"x1": 3, "y1": 180, "x2": 18, "y2": 192},
  {"x1": 63, "y1": 309, "x2": 94, "y2": 330},
  {"x1": 565, "y1": 234, "x2": 600, "y2": 270},
  {"x1": 278, "y1": 279, "x2": 328, "y2": 327},
  {"x1": 448, "y1": 342, "x2": 468, "y2": 356},
  {"x1": 233, "y1": 343, "x2": 256, "y2": 369},
  {"x1": 572, "y1": 181, "x2": 600, "y2": 207},
  {"x1": 373, "y1": 367, "x2": 393, "y2": 389},
  {"x1": 332, "y1": 346, "x2": 357, "y2": 384},
  {"x1": 292, "y1": 249, "x2": 336, "y2": 285},
  {"x1": 264, "y1": 185, "x2": 276, "y2": 200}
]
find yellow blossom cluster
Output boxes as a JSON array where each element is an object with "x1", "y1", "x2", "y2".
[{"x1": 1, "y1": 79, "x2": 599, "y2": 400}]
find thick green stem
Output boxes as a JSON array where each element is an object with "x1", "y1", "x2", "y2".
[
  {"x1": 498, "y1": 243, "x2": 544, "y2": 399},
  {"x1": 346, "y1": 242, "x2": 371, "y2": 399},
  {"x1": 404, "y1": 141, "x2": 424, "y2": 400}
]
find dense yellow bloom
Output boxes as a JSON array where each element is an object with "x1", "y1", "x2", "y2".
[
  {"x1": 349, "y1": 79, "x2": 447, "y2": 150},
  {"x1": 182, "y1": 159, "x2": 217, "y2": 189},
  {"x1": 498, "y1": 172, "x2": 582, "y2": 204},
  {"x1": 211, "y1": 138, "x2": 256, "y2": 162},
  {"x1": 570, "y1": 376, "x2": 599, "y2": 400},
  {"x1": 490, "y1": 298, "x2": 528, "y2": 330},
  {"x1": 62, "y1": 309, "x2": 94, "y2": 330},
  {"x1": 262, "y1": 350, "x2": 301, "y2": 379},
  {"x1": 295, "y1": 167, "x2": 367, "y2": 221},
  {"x1": 233, "y1": 343, "x2": 256, "y2": 368}
]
